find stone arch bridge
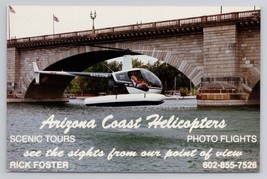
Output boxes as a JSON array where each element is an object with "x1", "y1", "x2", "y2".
[{"x1": 7, "y1": 10, "x2": 260, "y2": 105}]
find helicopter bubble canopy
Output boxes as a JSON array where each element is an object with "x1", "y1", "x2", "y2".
[
  {"x1": 139, "y1": 69, "x2": 161, "y2": 87},
  {"x1": 113, "y1": 68, "x2": 162, "y2": 88}
]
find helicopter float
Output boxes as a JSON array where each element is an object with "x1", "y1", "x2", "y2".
[{"x1": 33, "y1": 55, "x2": 165, "y2": 106}]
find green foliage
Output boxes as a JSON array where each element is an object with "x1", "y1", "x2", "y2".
[
  {"x1": 132, "y1": 58, "x2": 145, "y2": 68},
  {"x1": 180, "y1": 87, "x2": 189, "y2": 96},
  {"x1": 190, "y1": 88, "x2": 198, "y2": 95},
  {"x1": 108, "y1": 61, "x2": 122, "y2": 71}
]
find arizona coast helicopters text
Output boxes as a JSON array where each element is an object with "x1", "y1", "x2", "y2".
[{"x1": 39, "y1": 114, "x2": 226, "y2": 134}]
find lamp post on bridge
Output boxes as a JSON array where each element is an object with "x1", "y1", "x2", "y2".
[{"x1": 90, "y1": 10, "x2": 97, "y2": 35}]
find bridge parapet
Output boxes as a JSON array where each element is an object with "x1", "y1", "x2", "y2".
[{"x1": 7, "y1": 10, "x2": 260, "y2": 49}]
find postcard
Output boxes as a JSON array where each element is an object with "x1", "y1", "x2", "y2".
[{"x1": 6, "y1": 5, "x2": 260, "y2": 172}]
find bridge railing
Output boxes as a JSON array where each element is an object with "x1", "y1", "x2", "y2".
[{"x1": 8, "y1": 10, "x2": 260, "y2": 45}]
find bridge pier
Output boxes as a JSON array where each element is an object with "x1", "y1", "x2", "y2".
[
  {"x1": 196, "y1": 22, "x2": 260, "y2": 106},
  {"x1": 203, "y1": 25, "x2": 238, "y2": 78}
]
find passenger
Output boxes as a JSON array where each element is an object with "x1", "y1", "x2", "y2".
[{"x1": 131, "y1": 72, "x2": 149, "y2": 91}]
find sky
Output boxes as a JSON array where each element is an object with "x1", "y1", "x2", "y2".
[{"x1": 7, "y1": 6, "x2": 259, "y2": 39}]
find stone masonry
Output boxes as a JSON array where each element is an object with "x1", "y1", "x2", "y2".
[{"x1": 6, "y1": 10, "x2": 260, "y2": 104}]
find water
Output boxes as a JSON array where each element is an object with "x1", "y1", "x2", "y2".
[{"x1": 6, "y1": 99, "x2": 260, "y2": 173}]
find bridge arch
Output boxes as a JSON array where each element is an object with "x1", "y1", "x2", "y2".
[
  {"x1": 105, "y1": 43, "x2": 204, "y2": 88},
  {"x1": 23, "y1": 46, "x2": 204, "y2": 100},
  {"x1": 248, "y1": 80, "x2": 260, "y2": 101},
  {"x1": 24, "y1": 50, "x2": 139, "y2": 100}
]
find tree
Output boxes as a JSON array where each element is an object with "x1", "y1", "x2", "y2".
[
  {"x1": 106, "y1": 60, "x2": 122, "y2": 71},
  {"x1": 132, "y1": 58, "x2": 146, "y2": 68}
]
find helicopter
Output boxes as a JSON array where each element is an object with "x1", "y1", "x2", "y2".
[{"x1": 33, "y1": 55, "x2": 165, "y2": 106}]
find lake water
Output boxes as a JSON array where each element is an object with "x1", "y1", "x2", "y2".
[{"x1": 6, "y1": 99, "x2": 260, "y2": 173}]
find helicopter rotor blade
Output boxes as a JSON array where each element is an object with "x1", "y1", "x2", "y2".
[{"x1": 87, "y1": 44, "x2": 175, "y2": 55}]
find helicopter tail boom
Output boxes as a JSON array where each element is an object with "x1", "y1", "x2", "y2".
[{"x1": 32, "y1": 62, "x2": 112, "y2": 84}]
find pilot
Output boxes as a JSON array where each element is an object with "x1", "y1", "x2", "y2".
[{"x1": 131, "y1": 72, "x2": 149, "y2": 91}]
